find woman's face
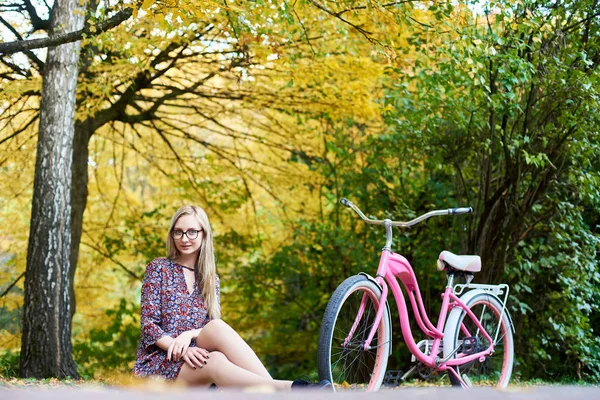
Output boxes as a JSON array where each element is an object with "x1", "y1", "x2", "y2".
[{"x1": 172, "y1": 214, "x2": 203, "y2": 257}]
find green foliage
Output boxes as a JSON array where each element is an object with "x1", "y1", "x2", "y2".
[
  {"x1": 229, "y1": 117, "x2": 471, "y2": 378},
  {"x1": 73, "y1": 299, "x2": 140, "y2": 379},
  {"x1": 100, "y1": 205, "x2": 170, "y2": 275},
  {"x1": 0, "y1": 306, "x2": 21, "y2": 335},
  {"x1": 230, "y1": 0, "x2": 600, "y2": 384},
  {"x1": 0, "y1": 350, "x2": 19, "y2": 378},
  {"x1": 380, "y1": 0, "x2": 600, "y2": 382}
]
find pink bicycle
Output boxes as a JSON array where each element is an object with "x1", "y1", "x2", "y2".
[{"x1": 317, "y1": 198, "x2": 514, "y2": 391}]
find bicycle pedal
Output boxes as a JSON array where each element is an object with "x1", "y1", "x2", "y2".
[
  {"x1": 383, "y1": 370, "x2": 404, "y2": 387},
  {"x1": 462, "y1": 374, "x2": 472, "y2": 388}
]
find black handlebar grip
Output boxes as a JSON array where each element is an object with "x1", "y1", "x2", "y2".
[{"x1": 340, "y1": 198, "x2": 351, "y2": 207}]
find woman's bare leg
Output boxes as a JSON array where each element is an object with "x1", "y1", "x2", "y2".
[
  {"x1": 196, "y1": 319, "x2": 271, "y2": 379},
  {"x1": 176, "y1": 351, "x2": 292, "y2": 390}
]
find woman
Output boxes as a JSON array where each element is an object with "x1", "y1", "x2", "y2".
[{"x1": 133, "y1": 205, "x2": 330, "y2": 390}]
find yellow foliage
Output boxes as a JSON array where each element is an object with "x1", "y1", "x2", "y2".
[{"x1": 0, "y1": 0, "x2": 435, "y2": 362}]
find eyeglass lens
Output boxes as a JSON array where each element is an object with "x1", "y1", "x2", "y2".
[{"x1": 172, "y1": 229, "x2": 201, "y2": 240}]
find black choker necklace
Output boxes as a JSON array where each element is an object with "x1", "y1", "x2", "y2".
[{"x1": 180, "y1": 265, "x2": 195, "y2": 272}]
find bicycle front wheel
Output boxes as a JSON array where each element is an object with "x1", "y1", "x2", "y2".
[
  {"x1": 318, "y1": 275, "x2": 391, "y2": 391},
  {"x1": 444, "y1": 291, "x2": 514, "y2": 388}
]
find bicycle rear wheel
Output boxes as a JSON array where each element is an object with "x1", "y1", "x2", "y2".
[
  {"x1": 318, "y1": 275, "x2": 391, "y2": 391},
  {"x1": 444, "y1": 291, "x2": 514, "y2": 388}
]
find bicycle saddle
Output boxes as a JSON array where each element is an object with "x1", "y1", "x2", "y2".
[{"x1": 437, "y1": 251, "x2": 481, "y2": 273}]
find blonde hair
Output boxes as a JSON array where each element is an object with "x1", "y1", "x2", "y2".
[{"x1": 166, "y1": 205, "x2": 221, "y2": 319}]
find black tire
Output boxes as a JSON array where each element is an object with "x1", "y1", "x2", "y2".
[{"x1": 317, "y1": 275, "x2": 391, "y2": 391}]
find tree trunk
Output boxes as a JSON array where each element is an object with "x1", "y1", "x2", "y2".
[
  {"x1": 473, "y1": 191, "x2": 511, "y2": 284},
  {"x1": 68, "y1": 0, "x2": 98, "y2": 320},
  {"x1": 20, "y1": 0, "x2": 86, "y2": 379},
  {"x1": 68, "y1": 122, "x2": 91, "y2": 320}
]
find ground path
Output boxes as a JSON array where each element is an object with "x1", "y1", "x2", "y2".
[{"x1": 2, "y1": 386, "x2": 598, "y2": 400}]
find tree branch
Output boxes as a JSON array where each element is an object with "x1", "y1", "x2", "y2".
[
  {"x1": 306, "y1": 0, "x2": 382, "y2": 45},
  {"x1": 290, "y1": 5, "x2": 316, "y2": 56},
  {"x1": 0, "y1": 114, "x2": 38, "y2": 146},
  {"x1": 23, "y1": 0, "x2": 50, "y2": 32},
  {"x1": 335, "y1": 1, "x2": 416, "y2": 16},
  {"x1": 89, "y1": 38, "x2": 190, "y2": 132},
  {"x1": 0, "y1": 15, "x2": 44, "y2": 70},
  {"x1": 80, "y1": 240, "x2": 142, "y2": 281},
  {"x1": 0, "y1": 272, "x2": 25, "y2": 298},
  {"x1": 0, "y1": 8, "x2": 133, "y2": 55}
]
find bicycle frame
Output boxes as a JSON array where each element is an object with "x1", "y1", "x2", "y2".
[{"x1": 359, "y1": 249, "x2": 495, "y2": 371}]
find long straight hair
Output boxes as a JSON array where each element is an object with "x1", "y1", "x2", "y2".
[{"x1": 166, "y1": 205, "x2": 220, "y2": 319}]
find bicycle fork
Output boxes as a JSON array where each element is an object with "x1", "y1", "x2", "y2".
[{"x1": 342, "y1": 278, "x2": 389, "y2": 351}]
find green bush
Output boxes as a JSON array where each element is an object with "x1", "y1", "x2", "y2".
[
  {"x1": 0, "y1": 350, "x2": 20, "y2": 378},
  {"x1": 73, "y1": 298, "x2": 140, "y2": 379}
]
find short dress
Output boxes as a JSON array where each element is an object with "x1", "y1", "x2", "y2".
[{"x1": 132, "y1": 257, "x2": 220, "y2": 380}]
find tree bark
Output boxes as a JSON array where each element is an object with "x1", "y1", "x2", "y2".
[
  {"x1": 20, "y1": 0, "x2": 86, "y2": 379},
  {"x1": 68, "y1": 0, "x2": 99, "y2": 318},
  {"x1": 476, "y1": 199, "x2": 510, "y2": 284},
  {"x1": 68, "y1": 121, "x2": 92, "y2": 320}
]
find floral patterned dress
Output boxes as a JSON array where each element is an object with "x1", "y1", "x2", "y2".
[{"x1": 133, "y1": 257, "x2": 220, "y2": 380}]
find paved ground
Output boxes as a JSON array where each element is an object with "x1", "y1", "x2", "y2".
[{"x1": 1, "y1": 386, "x2": 598, "y2": 400}]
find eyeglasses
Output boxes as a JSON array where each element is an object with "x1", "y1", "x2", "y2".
[{"x1": 171, "y1": 229, "x2": 203, "y2": 240}]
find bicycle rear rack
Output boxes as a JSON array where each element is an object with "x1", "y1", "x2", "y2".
[{"x1": 452, "y1": 283, "x2": 514, "y2": 342}]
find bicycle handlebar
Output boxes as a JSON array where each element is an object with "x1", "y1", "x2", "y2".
[{"x1": 339, "y1": 198, "x2": 472, "y2": 228}]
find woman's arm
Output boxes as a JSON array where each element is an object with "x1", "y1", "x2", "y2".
[
  {"x1": 139, "y1": 261, "x2": 170, "y2": 349},
  {"x1": 155, "y1": 335, "x2": 174, "y2": 351}
]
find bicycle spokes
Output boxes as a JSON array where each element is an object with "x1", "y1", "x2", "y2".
[
  {"x1": 342, "y1": 292, "x2": 370, "y2": 348},
  {"x1": 455, "y1": 300, "x2": 510, "y2": 386},
  {"x1": 329, "y1": 285, "x2": 387, "y2": 389}
]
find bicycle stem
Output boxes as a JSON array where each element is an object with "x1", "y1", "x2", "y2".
[{"x1": 383, "y1": 220, "x2": 393, "y2": 251}]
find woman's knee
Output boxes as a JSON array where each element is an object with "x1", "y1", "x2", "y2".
[
  {"x1": 207, "y1": 350, "x2": 227, "y2": 362},
  {"x1": 178, "y1": 352, "x2": 227, "y2": 385},
  {"x1": 204, "y1": 318, "x2": 228, "y2": 331},
  {"x1": 204, "y1": 351, "x2": 228, "y2": 379},
  {"x1": 197, "y1": 320, "x2": 239, "y2": 351},
  {"x1": 203, "y1": 319, "x2": 234, "y2": 338}
]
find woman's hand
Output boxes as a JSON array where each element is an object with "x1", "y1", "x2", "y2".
[
  {"x1": 167, "y1": 330, "x2": 198, "y2": 361},
  {"x1": 182, "y1": 347, "x2": 210, "y2": 369}
]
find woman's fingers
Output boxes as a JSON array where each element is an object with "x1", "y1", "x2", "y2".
[
  {"x1": 176, "y1": 344, "x2": 184, "y2": 361},
  {"x1": 173, "y1": 342, "x2": 182, "y2": 361},
  {"x1": 168, "y1": 340, "x2": 206, "y2": 365},
  {"x1": 187, "y1": 351, "x2": 205, "y2": 369},
  {"x1": 181, "y1": 343, "x2": 190, "y2": 357},
  {"x1": 199, "y1": 347, "x2": 210, "y2": 358},
  {"x1": 198, "y1": 349, "x2": 209, "y2": 365},
  {"x1": 182, "y1": 354, "x2": 196, "y2": 369},
  {"x1": 167, "y1": 342, "x2": 175, "y2": 361},
  {"x1": 194, "y1": 350, "x2": 207, "y2": 364},
  {"x1": 170, "y1": 340, "x2": 192, "y2": 361}
]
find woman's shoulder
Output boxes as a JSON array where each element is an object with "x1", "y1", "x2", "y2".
[{"x1": 146, "y1": 257, "x2": 173, "y2": 272}]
